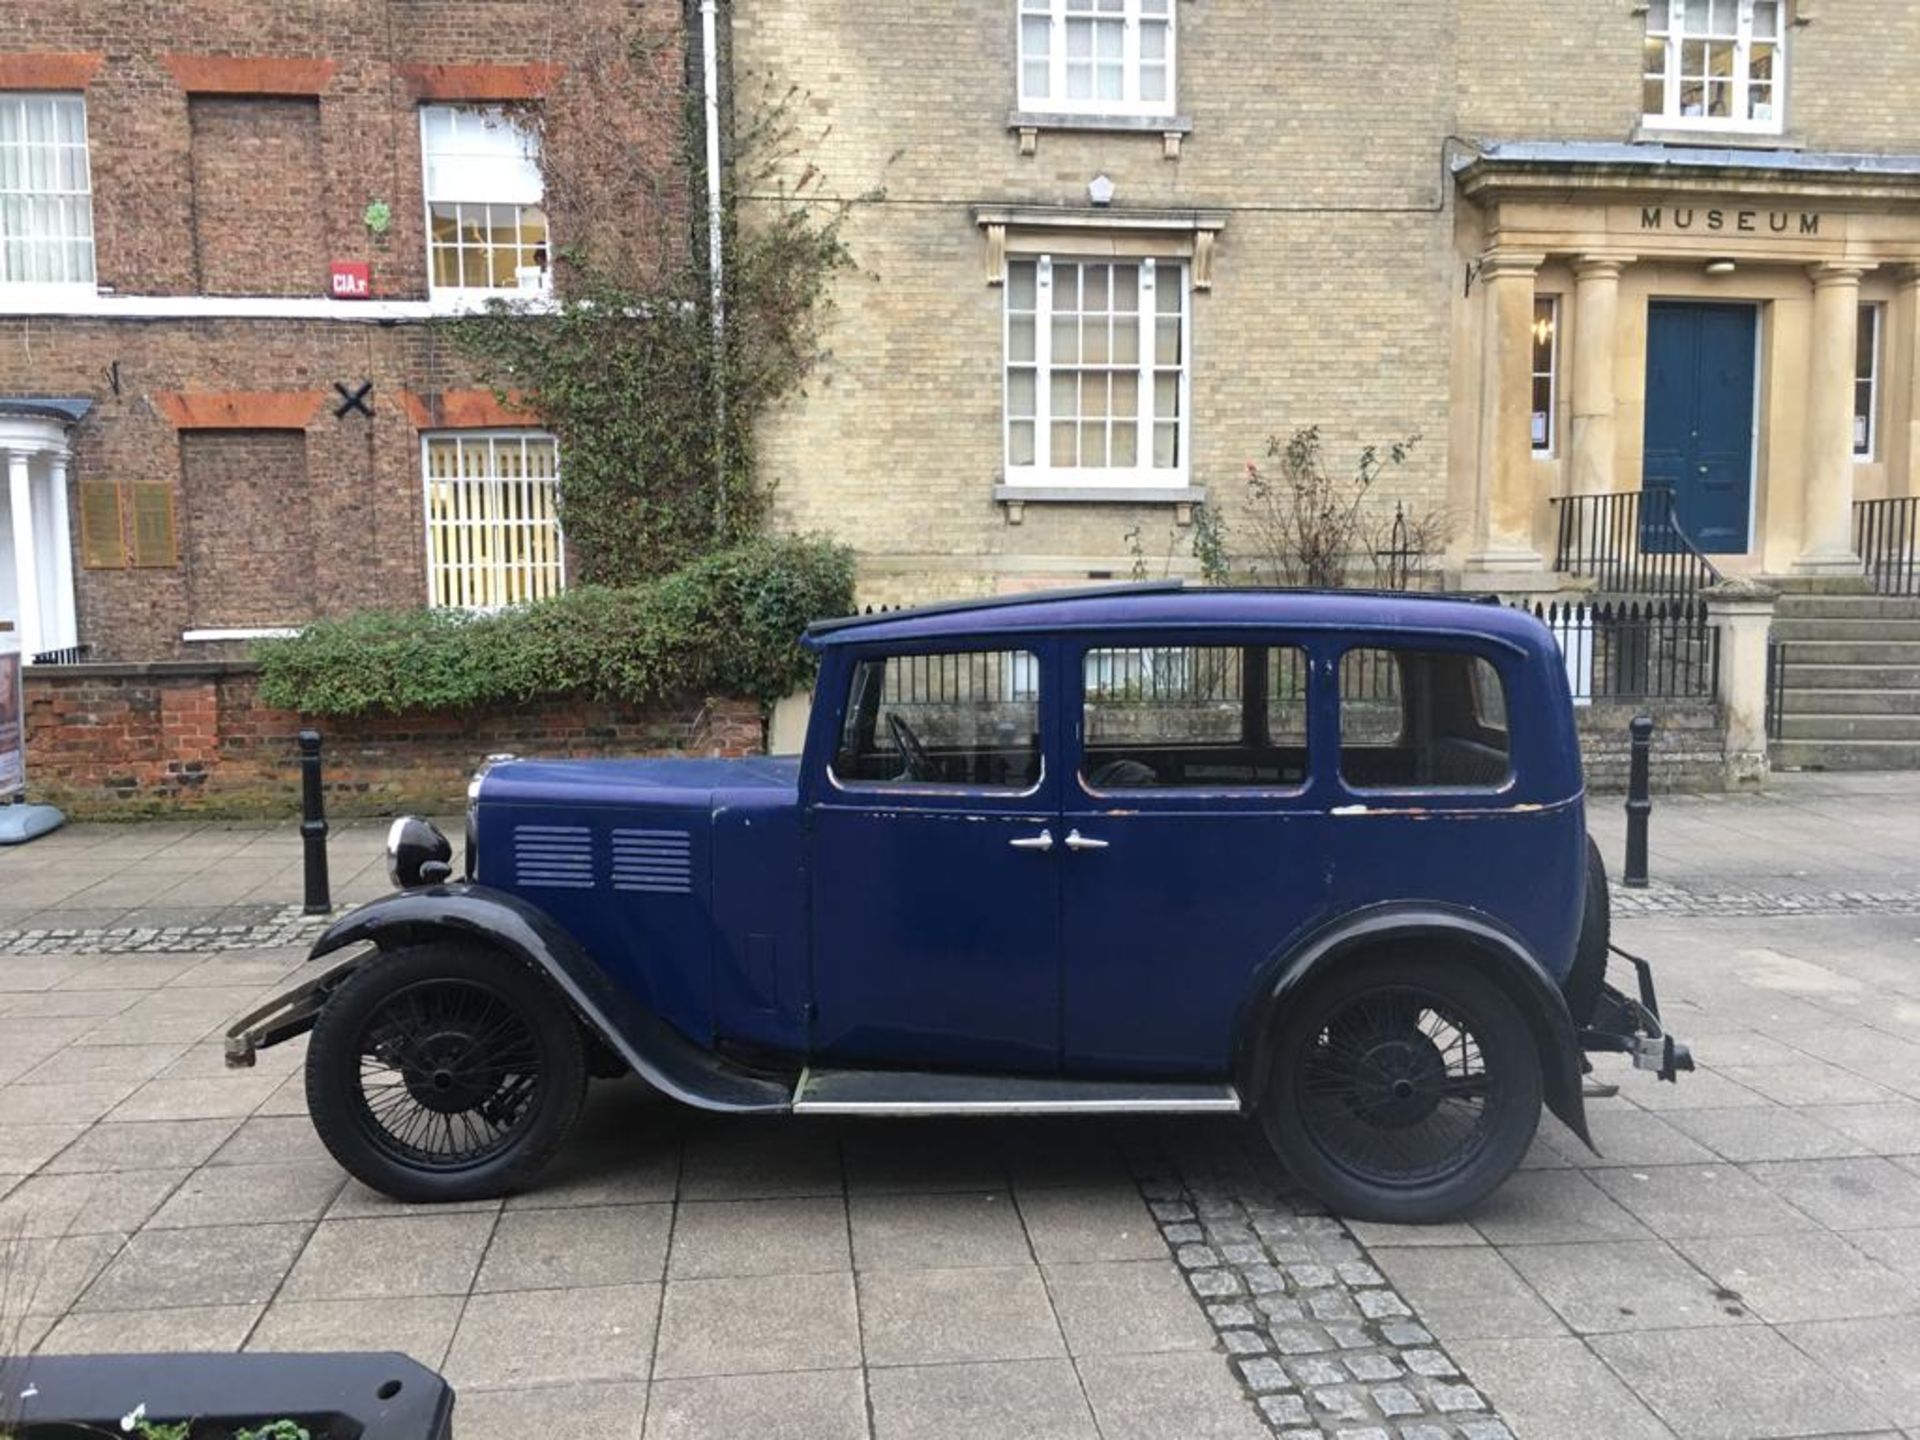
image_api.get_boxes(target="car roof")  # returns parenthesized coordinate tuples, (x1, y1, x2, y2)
(804, 581, 1547, 651)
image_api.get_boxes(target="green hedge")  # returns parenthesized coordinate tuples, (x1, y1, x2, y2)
(255, 536, 856, 717)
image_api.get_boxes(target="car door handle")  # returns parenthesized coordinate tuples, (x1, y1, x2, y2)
(1064, 829, 1109, 851)
(1009, 829, 1054, 852)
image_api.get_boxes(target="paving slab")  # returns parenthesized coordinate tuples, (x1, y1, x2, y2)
(1674, 1229, 1920, 1323)
(1585, 1164, 1820, 1240)
(1015, 1185, 1168, 1263)
(644, 1369, 867, 1440)
(1447, 1336, 1675, 1440)
(666, 1196, 850, 1278)
(652, 1270, 861, 1378)
(1591, 1325, 1891, 1440)
(1041, 1258, 1220, 1356)
(1500, 1240, 1749, 1334)
(1076, 1351, 1272, 1440)
(1781, 1315, 1920, 1429)
(866, 1358, 1099, 1440)
(246, 1294, 464, 1366)
(1370, 1246, 1569, 1342)
(474, 1202, 672, 1292)
(75, 1220, 309, 1310)
(279, 1212, 497, 1300)
(443, 1283, 660, 1388)
(459, 1382, 647, 1440)
(859, 1264, 1067, 1367)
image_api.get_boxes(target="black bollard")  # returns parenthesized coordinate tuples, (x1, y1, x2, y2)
(1623, 713, 1653, 890)
(298, 729, 331, 915)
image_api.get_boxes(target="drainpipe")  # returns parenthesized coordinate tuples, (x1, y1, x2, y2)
(699, 0, 728, 514)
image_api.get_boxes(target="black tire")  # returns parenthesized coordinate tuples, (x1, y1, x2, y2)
(306, 942, 587, 1203)
(1260, 956, 1543, 1224)
(1564, 836, 1611, 1028)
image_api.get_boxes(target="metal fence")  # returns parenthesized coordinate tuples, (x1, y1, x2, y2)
(1855, 497, 1919, 597)
(1522, 598, 1719, 705)
(1549, 489, 1724, 600)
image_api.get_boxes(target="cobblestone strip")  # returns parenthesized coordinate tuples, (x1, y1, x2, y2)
(1132, 1120, 1513, 1440)
(0, 905, 332, 955)
(1612, 882, 1920, 918)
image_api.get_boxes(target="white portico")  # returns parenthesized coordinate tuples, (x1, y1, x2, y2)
(0, 400, 88, 664)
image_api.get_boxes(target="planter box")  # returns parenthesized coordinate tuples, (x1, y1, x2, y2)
(4, 1352, 454, 1439)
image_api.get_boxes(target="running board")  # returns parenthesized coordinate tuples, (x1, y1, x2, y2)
(792, 1067, 1243, 1116)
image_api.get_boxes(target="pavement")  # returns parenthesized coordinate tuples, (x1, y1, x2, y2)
(0, 774, 1917, 1439)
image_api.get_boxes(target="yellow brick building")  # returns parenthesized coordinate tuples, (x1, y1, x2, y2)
(734, 0, 1920, 602)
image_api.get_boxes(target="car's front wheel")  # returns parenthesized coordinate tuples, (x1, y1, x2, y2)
(305, 941, 587, 1203)
(1260, 957, 1542, 1224)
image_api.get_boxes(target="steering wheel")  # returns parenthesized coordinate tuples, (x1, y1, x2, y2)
(887, 712, 932, 781)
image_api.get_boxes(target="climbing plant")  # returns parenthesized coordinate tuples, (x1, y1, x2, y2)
(442, 8, 865, 586)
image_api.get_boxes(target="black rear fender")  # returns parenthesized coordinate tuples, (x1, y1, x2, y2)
(229, 884, 792, 1114)
(1236, 905, 1592, 1149)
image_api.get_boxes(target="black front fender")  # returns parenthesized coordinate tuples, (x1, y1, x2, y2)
(283, 884, 793, 1114)
(1235, 904, 1592, 1149)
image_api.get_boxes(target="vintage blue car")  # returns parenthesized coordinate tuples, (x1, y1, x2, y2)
(228, 583, 1690, 1222)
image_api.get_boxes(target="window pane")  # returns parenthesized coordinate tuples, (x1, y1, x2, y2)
(1009, 315, 1036, 363)
(0, 94, 95, 286)
(1340, 650, 1512, 790)
(1009, 259, 1038, 309)
(1008, 368, 1036, 416)
(1010, 420, 1036, 466)
(1082, 646, 1307, 791)
(423, 430, 564, 610)
(834, 650, 1041, 790)
(1752, 0, 1779, 38)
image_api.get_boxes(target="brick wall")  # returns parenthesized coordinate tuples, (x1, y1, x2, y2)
(1577, 701, 1727, 794)
(180, 429, 315, 627)
(20, 662, 765, 818)
(0, 0, 689, 662)
(187, 96, 327, 296)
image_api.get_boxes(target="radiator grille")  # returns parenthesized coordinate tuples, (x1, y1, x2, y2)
(512, 825, 594, 889)
(611, 828, 693, 895)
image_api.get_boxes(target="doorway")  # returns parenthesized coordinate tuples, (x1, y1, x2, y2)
(1642, 301, 1759, 554)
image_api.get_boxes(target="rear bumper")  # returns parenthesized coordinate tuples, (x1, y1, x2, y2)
(1578, 944, 1695, 1083)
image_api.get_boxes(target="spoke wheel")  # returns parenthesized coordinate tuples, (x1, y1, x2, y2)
(1262, 958, 1542, 1224)
(306, 942, 587, 1203)
(353, 978, 543, 1172)
(1296, 984, 1495, 1188)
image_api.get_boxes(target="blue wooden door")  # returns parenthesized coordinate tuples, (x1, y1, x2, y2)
(1643, 302, 1756, 553)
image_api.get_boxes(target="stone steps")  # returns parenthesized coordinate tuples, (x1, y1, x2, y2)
(1772, 592, 1920, 770)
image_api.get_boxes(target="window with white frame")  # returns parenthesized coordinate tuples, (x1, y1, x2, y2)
(0, 94, 94, 289)
(1017, 0, 1175, 117)
(1855, 303, 1881, 460)
(1531, 296, 1559, 456)
(420, 105, 549, 306)
(1005, 254, 1188, 488)
(1643, 0, 1785, 132)
(422, 432, 564, 610)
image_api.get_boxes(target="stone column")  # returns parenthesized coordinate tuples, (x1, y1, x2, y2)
(1900, 264, 1920, 500)
(1794, 263, 1868, 576)
(1704, 578, 1779, 788)
(1466, 251, 1548, 577)
(1569, 255, 1628, 498)
(46, 449, 76, 651)
(6, 449, 40, 658)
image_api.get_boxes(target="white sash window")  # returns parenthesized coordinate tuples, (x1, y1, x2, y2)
(1004, 255, 1189, 490)
(423, 432, 565, 610)
(421, 106, 550, 309)
(0, 94, 94, 292)
(1643, 0, 1785, 133)
(1018, 0, 1175, 117)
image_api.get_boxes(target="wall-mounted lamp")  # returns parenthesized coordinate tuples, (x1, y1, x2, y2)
(1705, 259, 1738, 276)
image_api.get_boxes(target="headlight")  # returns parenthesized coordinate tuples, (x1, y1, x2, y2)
(387, 816, 453, 889)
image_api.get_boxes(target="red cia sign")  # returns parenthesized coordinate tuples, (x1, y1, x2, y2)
(330, 261, 371, 299)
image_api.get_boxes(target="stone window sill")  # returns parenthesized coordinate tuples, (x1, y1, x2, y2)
(995, 483, 1207, 524)
(1008, 111, 1194, 158)
(1631, 125, 1805, 151)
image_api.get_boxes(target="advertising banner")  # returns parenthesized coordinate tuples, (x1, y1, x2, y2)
(0, 627, 22, 796)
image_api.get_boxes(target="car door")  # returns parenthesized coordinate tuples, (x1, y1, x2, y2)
(1059, 633, 1327, 1076)
(808, 638, 1062, 1071)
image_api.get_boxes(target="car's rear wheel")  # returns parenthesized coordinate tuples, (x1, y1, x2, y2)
(306, 941, 586, 1203)
(1260, 958, 1542, 1224)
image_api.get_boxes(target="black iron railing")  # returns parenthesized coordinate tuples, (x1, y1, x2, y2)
(1523, 597, 1719, 703)
(1766, 638, 1786, 742)
(1550, 490, 1724, 599)
(1855, 497, 1919, 596)
(29, 643, 90, 666)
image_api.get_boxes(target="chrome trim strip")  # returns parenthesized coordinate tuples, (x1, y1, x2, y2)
(792, 1094, 1244, 1116)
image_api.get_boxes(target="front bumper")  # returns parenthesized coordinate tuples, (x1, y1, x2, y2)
(1578, 944, 1695, 1083)
(224, 946, 366, 1068)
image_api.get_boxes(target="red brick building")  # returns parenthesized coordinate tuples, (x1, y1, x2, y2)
(0, 2, 691, 663)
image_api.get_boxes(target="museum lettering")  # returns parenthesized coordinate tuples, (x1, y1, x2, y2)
(1640, 205, 1821, 235)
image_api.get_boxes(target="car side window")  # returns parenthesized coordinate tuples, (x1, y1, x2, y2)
(831, 649, 1041, 790)
(1081, 643, 1309, 791)
(1339, 647, 1512, 791)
